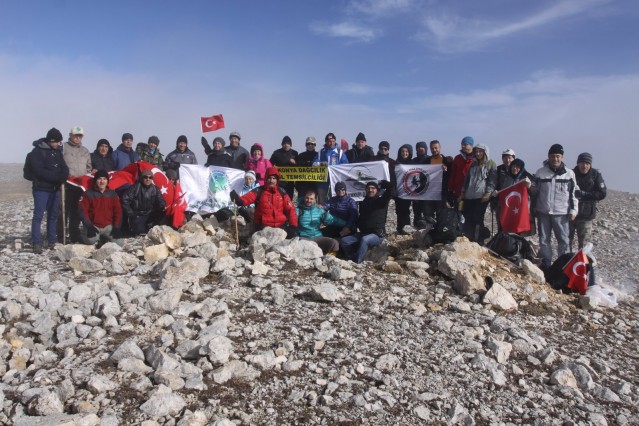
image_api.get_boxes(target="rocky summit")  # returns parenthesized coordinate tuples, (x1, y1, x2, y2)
(0, 164, 638, 425)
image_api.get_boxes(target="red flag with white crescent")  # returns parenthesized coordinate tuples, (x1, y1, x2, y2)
(66, 163, 138, 192)
(498, 181, 530, 233)
(201, 114, 225, 133)
(562, 249, 590, 294)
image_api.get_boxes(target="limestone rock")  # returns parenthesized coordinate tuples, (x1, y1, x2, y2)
(483, 283, 518, 310)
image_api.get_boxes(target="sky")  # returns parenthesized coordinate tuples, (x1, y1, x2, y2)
(1, 0, 638, 191)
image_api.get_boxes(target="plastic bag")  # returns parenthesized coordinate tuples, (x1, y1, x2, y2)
(585, 285, 617, 308)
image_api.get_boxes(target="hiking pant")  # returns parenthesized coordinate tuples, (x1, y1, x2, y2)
(423, 200, 444, 222)
(302, 237, 340, 255)
(569, 219, 592, 251)
(462, 198, 489, 244)
(57, 184, 83, 243)
(538, 213, 570, 269)
(395, 198, 412, 231)
(81, 224, 124, 246)
(340, 233, 383, 264)
(32, 189, 61, 245)
(129, 211, 167, 235)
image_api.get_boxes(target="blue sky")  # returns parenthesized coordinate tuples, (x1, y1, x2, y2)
(1, 0, 638, 191)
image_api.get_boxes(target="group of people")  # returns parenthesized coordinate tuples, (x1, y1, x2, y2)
(28, 127, 606, 270)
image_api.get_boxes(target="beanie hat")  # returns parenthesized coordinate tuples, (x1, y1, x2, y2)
(165, 169, 178, 181)
(415, 141, 427, 151)
(122, 133, 133, 142)
(577, 152, 592, 164)
(356, 132, 366, 142)
(510, 158, 525, 170)
(213, 137, 226, 147)
(229, 131, 241, 140)
(378, 141, 390, 150)
(365, 181, 379, 190)
(281, 136, 292, 146)
(245, 170, 256, 180)
(461, 136, 474, 147)
(502, 148, 516, 157)
(93, 169, 110, 182)
(46, 128, 63, 142)
(141, 169, 153, 177)
(148, 136, 160, 145)
(335, 181, 347, 192)
(176, 135, 188, 144)
(96, 139, 111, 149)
(548, 144, 564, 156)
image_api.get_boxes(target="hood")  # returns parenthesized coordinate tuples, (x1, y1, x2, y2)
(474, 143, 490, 160)
(250, 143, 265, 158)
(33, 138, 53, 150)
(396, 144, 413, 163)
(264, 166, 280, 180)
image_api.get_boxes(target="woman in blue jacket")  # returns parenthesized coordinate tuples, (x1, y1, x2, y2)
(296, 189, 346, 255)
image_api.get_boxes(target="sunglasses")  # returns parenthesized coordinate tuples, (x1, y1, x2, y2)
(142, 176, 154, 180)
(306, 143, 316, 146)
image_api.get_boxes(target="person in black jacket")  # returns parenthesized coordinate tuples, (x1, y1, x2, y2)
(270, 135, 298, 198)
(29, 128, 70, 253)
(394, 144, 413, 234)
(345, 132, 375, 164)
(295, 136, 318, 199)
(90, 139, 115, 173)
(340, 180, 392, 263)
(204, 137, 233, 168)
(121, 170, 167, 235)
(570, 152, 606, 249)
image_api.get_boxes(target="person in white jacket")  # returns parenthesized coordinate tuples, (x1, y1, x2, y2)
(530, 144, 578, 270)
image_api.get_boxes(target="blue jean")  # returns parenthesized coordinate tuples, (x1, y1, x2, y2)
(340, 233, 383, 264)
(537, 213, 570, 268)
(32, 189, 61, 245)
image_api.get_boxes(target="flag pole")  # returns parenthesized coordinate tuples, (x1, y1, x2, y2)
(61, 184, 66, 245)
(233, 203, 239, 246)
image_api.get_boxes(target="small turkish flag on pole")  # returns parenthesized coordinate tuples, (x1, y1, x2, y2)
(201, 114, 225, 133)
(562, 249, 590, 295)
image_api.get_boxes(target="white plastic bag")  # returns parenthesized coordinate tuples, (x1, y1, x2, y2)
(585, 285, 617, 308)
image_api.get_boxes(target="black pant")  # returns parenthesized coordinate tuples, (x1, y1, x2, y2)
(57, 184, 83, 243)
(462, 198, 489, 244)
(395, 198, 412, 231)
(129, 211, 167, 235)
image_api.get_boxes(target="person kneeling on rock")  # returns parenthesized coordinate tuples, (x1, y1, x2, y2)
(296, 189, 346, 255)
(122, 169, 167, 236)
(229, 167, 298, 238)
(78, 169, 124, 246)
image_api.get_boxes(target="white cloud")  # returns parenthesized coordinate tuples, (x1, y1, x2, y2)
(348, 0, 417, 18)
(418, 0, 611, 53)
(309, 21, 378, 42)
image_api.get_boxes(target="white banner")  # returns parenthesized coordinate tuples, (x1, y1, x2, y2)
(394, 164, 443, 200)
(180, 164, 245, 213)
(327, 161, 390, 201)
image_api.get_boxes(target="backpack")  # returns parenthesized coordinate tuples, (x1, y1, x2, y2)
(486, 232, 535, 265)
(545, 252, 596, 293)
(429, 207, 462, 244)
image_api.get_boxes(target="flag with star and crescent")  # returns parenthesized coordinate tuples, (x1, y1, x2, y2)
(200, 114, 225, 133)
(498, 180, 530, 233)
(562, 249, 590, 295)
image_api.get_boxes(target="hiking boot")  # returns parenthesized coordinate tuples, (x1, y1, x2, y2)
(33, 243, 43, 254)
(48, 242, 57, 250)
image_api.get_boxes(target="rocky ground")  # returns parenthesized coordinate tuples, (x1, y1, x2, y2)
(0, 164, 637, 425)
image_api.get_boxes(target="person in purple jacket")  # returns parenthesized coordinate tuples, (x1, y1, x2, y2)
(321, 181, 358, 239)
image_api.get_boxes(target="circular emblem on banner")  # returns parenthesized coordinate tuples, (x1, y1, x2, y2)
(403, 169, 430, 195)
(209, 171, 229, 193)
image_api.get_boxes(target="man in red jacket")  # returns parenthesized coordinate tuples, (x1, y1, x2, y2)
(448, 136, 475, 208)
(230, 167, 298, 237)
(78, 170, 124, 245)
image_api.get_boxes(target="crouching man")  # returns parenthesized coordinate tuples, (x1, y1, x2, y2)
(78, 170, 124, 245)
(122, 169, 167, 235)
(340, 180, 392, 263)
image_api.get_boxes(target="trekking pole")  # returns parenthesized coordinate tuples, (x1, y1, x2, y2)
(233, 203, 239, 247)
(491, 208, 494, 237)
(61, 184, 66, 245)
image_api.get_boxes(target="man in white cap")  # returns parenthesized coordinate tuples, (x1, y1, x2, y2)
(59, 126, 91, 243)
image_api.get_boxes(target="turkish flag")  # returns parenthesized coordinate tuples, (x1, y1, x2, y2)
(498, 181, 530, 233)
(171, 181, 187, 228)
(66, 164, 138, 192)
(201, 114, 225, 133)
(562, 249, 590, 295)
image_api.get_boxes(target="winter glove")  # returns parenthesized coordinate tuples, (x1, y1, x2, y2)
(379, 180, 391, 190)
(524, 177, 532, 188)
(111, 227, 122, 239)
(86, 226, 98, 238)
(229, 190, 243, 206)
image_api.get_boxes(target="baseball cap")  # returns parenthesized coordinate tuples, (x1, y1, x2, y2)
(70, 126, 84, 135)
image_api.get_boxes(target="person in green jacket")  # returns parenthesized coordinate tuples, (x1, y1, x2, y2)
(296, 189, 346, 255)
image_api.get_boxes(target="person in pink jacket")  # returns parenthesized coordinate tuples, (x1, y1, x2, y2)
(244, 143, 273, 186)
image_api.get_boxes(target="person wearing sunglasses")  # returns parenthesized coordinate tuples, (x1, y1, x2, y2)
(121, 169, 167, 235)
(296, 136, 319, 199)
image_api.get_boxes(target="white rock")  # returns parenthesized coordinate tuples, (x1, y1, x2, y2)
(310, 283, 342, 302)
(483, 283, 518, 310)
(139, 393, 186, 418)
(144, 244, 170, 262)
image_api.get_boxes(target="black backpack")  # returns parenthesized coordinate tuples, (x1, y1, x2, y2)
(486, 232, 535, 265)
(429, 207, 462, 244)
(545, 252, 596, 293)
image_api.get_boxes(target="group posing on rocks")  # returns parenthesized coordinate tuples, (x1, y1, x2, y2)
(26, 127, 606, 271)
